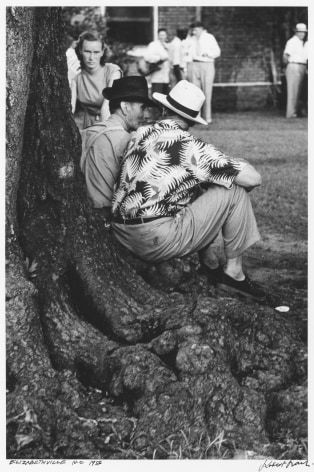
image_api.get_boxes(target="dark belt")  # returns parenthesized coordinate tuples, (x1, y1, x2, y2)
(113, 215, 167, 225)
(289, 62, 307, 65)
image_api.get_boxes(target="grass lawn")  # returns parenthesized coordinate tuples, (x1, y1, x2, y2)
(192, 111, 308, 329)
(193, 110, 308, 241)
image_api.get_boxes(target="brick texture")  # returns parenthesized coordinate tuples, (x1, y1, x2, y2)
(158, 6, 307, 111)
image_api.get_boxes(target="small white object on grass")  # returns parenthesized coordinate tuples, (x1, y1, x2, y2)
(275, 306, 290, 312)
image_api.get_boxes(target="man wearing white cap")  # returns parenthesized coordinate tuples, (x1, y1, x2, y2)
(111, 80, 265, 301)
(283, 23, 308, 118)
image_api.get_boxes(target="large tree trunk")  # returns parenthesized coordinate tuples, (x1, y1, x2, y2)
(6, 7, 307, 459)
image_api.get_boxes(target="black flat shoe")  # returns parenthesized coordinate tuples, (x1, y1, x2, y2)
(217, 272, 266, 301)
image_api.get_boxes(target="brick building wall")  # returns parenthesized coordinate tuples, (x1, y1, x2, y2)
(158, 6, 197, 39)
(158, 6, 307, 111)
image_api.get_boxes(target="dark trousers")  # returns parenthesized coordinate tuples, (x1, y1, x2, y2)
(173, 65, 182, 82)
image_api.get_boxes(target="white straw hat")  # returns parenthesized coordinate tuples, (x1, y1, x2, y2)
(295, 23, 307, 32)
(152, 80, 208, 125)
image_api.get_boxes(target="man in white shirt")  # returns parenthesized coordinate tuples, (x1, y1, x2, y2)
(189, 21, 221, 124)
(144, 28, 170, 95)
(168, 29, 187, 88)
(181, 28, 194, 80)
(283, 23, 308, 118)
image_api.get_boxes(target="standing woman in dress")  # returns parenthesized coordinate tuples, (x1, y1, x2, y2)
(70, 30, 122, 128)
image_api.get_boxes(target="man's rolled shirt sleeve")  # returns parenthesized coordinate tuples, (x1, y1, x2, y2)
(184, 136, 246, 188)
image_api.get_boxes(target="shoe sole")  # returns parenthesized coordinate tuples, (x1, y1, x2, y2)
(217, 283, 266, 302)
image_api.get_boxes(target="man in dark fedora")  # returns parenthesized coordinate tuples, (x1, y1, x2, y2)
(111, 80, 266, 301)
(80, 76, 157, 219)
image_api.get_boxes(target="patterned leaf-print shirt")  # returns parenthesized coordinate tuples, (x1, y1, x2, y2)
(112, 119, 247, 219)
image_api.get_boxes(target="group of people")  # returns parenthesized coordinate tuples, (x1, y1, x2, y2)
(67, 21, 221, 128)
(140, 21, 221, 124)
(66, 21, 307, 130)
(66, 21, 307, 304)
(79, 73, 266, 302)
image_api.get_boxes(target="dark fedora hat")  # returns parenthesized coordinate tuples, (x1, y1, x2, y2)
(102, 76, 157, 107)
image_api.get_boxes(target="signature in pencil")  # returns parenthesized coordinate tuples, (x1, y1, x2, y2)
(258, 459, 311, 471)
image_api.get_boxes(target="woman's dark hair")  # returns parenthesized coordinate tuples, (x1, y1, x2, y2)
(75, 30, 107, 68)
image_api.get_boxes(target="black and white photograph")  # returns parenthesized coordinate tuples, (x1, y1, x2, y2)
(4, 1, 311, 469)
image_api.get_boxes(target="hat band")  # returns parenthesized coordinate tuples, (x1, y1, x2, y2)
(167, 95, 198, 118)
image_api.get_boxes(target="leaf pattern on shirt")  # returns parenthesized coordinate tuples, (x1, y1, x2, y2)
(119, 191, 144, 218)
(112, 119, 244, 219)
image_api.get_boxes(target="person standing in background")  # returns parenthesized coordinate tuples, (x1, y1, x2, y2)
(168, 29, 187, 88)
(189, 21, 221, 124)
(181, 27, 194, 81)
(283, 23, 308, 118)
(66, 38, 81, 89)
(68, 30, 122, 128)
(144, 28, 170, 95)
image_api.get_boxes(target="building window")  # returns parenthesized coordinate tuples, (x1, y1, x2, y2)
(106, 7, 154, 45)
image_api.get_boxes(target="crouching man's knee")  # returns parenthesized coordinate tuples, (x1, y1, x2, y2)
(234, 164, 262, 191)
